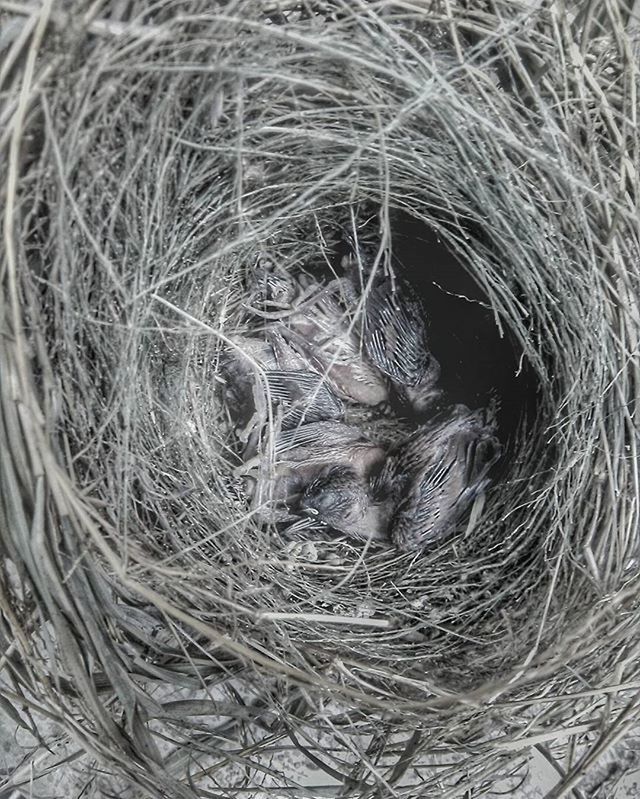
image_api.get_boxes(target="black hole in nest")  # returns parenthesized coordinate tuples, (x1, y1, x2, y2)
(394, 214, 539, 452)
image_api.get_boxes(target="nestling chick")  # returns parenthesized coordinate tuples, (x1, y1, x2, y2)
(299, 464, 390, 543)
(361, 278, 441, 413)
(247, 421, 386, 527)
(282, 281, 390, 407)
(376, 404, 501, 552)
(220, 332, 344, 447)
(343, 232, 441, 413)
(247, 255, 298, 310)
(274, 421, 385, 482)
(245, 256, 389, 407)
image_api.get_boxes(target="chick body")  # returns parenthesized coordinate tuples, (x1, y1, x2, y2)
(221, 332, 344, 444)
(343, 234, 440, 413)
(283, 283, 390, 407)
(376, 404, 501, 552)
(299, 464, 391, 543)
(248, 421, 385, 528)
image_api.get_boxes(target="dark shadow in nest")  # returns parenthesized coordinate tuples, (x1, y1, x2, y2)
(393, 213, 539, 453)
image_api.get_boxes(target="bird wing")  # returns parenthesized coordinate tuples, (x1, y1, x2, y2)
(390, 454, 455, 551)
(265, 370, 344, 427)
(363, 283, 431, 386)
(275, 421, 365, 454)
(410, 455, 457, 527)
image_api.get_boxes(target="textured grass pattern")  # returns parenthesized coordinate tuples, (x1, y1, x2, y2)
(1, 1, 639, 796)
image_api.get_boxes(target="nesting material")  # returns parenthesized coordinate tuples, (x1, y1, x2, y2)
(1, 1, 639, 797)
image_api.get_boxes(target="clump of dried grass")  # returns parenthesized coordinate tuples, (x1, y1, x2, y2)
(1, 1, 639, 797)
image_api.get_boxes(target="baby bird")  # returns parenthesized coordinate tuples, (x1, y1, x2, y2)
(247, 255, 298, 311)
(361, 279, 441, 413)
(220, 332, 344, 448)
(282, 281, 390, 407)
(245, 256, 389, 407)
(299, 465, 390, 543)
(343, 232, 441, 413)
(376, 404, 501, 552)
(274, 420, 385, 483)
(247, 421, 386, 526)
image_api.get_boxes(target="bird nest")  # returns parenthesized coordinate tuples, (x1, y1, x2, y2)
(1, 1, 639, 797)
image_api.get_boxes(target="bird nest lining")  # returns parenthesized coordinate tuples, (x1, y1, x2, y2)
(1, 1, 639, 796)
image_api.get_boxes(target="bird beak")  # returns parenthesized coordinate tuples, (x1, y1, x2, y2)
(301, 506, 319, 517)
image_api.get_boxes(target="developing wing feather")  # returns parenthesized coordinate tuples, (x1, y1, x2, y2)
(265, 370, 344, 428)
(363, 283, 431, 387)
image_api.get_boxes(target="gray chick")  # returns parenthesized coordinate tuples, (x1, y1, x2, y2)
(299, 464, 390, 544)
(344, 233, 441, 414)
(274, 420, 385, 485)
(249, 421, 386, 529)
(376, 404, 501, 552)
(247, 254, 298, 311)
(244, 256, 389, 407)
(220, 332, 344, 450)
(279, 281, 390, 408)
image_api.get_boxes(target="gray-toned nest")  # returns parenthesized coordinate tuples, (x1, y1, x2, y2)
(1, 1, 639, 797)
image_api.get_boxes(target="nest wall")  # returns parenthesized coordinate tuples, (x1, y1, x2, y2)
(1, 1, 639, 797)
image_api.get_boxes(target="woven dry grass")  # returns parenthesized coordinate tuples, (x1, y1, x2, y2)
(1, 1, 639, 797)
